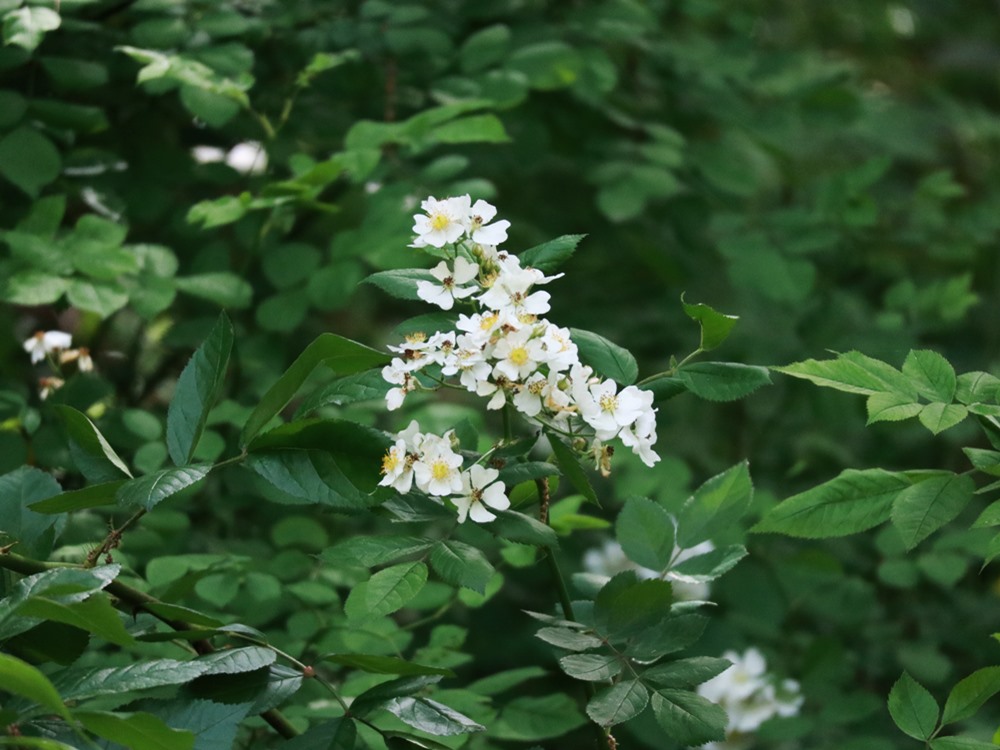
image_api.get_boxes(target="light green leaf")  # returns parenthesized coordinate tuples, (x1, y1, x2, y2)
(75, 711, 195, 750)
(904, 350, 957, 402)
(345, 562, 428, 620)
(774, 351, 917, 398)
(752, 468, 911, 539)
(240, 334, 389, 446)
(54, 405, 132, 482)
(0, 653, 70, 719)
(174, 272, 252, 308)
(586, 679, 649, 726)
(519, 234, 586, 274)
(29, 480, 126, 514)
(675, 362, 771, 402)
(941, 667, 1000, 725)
(19, 594, 133, 646)
(956, 371, 1000, 405)
(650, 689, 727, 746)
(681, 296, 739, 352)
(615, 497, 675, 571)
(918, 403, 968, 435)
(891, 473, 975, 549)
(430, 114, 509, 144)
(166, 313, 233, 465)
(66, 279, 129, 318)
(889, 672, 939, 741)
(867, 391, 923, 424)
(676, 461, 753, 547)
(570, 328, 639, 385)
(3, 7, 60, 52)
(559, 653, 622, 682)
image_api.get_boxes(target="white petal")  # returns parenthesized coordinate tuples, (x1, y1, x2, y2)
(468, 502, 497, 523)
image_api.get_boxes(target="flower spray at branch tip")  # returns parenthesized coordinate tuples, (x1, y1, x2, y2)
(380, 194, 661, 515)
(697, 648, 804, 749)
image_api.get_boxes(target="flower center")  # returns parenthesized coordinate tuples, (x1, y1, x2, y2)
(480, 313, 499, 331)
(431, 460, 451, 481)
(381, 450, 400, 475)
(430, 213, 451, 231)
(509, 347, 529, 366)
(599, 394, 618, 413)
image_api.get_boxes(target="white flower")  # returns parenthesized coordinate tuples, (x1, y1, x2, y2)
(453, 464, 510, 523)
(583, 540, 660, 581)
(533, 323, 579, 373)
(466, 199, 510, 245)
(477, 265, 556, 317)
(60, 347, 94, 372)
(412, 195, 471, 248)
(413, 442, 464, 497)
(456, 310, 505, 346)
(23, 331, 72, 364)
(379, 439, 415, 493)
(578, 380, 648, 439)
(226, 141, 267, 175)
(492, 326, 540, 381)
(191, 145, 225, 164)
(382, 358, 417, 410)
(38, 376, 64, 400)
(416, 258, 480, 310)
(513, 371, 548, 417)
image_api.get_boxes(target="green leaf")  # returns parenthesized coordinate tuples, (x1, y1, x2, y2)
(670, 544, 747, 582)
(54, 405, 132, 482)
(281, 718, 357, 750)
(752, 468, 911, 539)
(904, 350, 958, 402)
(625, 613, 708, 662)
(0, 466, 62, 557)
(675, 362, 772, 402)
(519, 234, 586, 274)
(507, 41, 582, 90)
(595, 576, 673, 640)
(166, 313, 233, 466)
(240, 334, 389, 446)
(774, 351, 917, 397)
(570, 328, 639, 385)
(956, 371, 1000, 405)
(0, 738, 79, 748)
(490, 693, 587, 741)
(351, 675, 444, 717)
(489, 509, 559, 547)
(19, 594, 133, 646)
(429, 540, 495, 594)
(676, 461, 753, 547)
(941, 667, 1000, 725)
(0, 127, 61, 196)
(3, 7, 60, 51)
(889, 672, 939, 741)
(296, 369, 390, 414)
(53, 658, 211, 702)
(383, 697, 486, 736)
(322, 654, 454, 677)
(430, 114, 509, 144)
(534, 626, 603, 652)
(559, 653, 622, 681)
(586, 679, 649, 726)
(345, 562, 428, 620)
(116, 464, 211, 511)
(641, 657, 732, 688)
(29, 481, 126, 513)
(244, 449, 372, 510)
(931, 738, 1000, 750)
(460, 24, 511, 73)
(321, 536, 435, 568)
(66, 279, 129, 318)
(650, 689, 727, 746)
(75, 711, 195, 750)
(681, 297, 739, 352)
(918, 403, 968, 435)
(891, 473, 975, 549)
(174, 272, 252, 308)
(615, 497, 675, 571)
(0, 653, 70, 719)
(867, 392, 923, 424)
(546, 430, 598, 506)
(365, 268, 436, 301)
(468, 666, 547, 696)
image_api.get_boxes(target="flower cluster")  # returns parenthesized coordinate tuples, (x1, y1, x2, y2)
(379, 195, 660, 513)
(582, 539, 715, 601)
(697, 648, 804, 749)
(378, 421, 510, 523)
(22, 330, 93, 400)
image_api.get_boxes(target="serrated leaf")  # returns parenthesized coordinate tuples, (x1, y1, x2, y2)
(29, 481, 126, 513)
(489, 509, 559, 547)
(53, 659, 210, 701)
(641, 657, 732, 688)
(941, 666, 1000, 725)
(891, 473, 975, 549)
(241, 335, 389, 446)
(383, 697, 486, 736)
(166, 313, 233, 466)
(546, 430, 598, 506)
(774, 351, 917, 397)
(570, 328, 639, 385)
(54, 405, 132, 482)
(918, 403, 968, 435)
(956, 371, 1000, 405)
(889, 672, 939, 741)
(615, 497, 674, 571)
(321, 536, 435, 568)
(752, 469, 911, 539)
(681, 296, 739, 351)
(586, 679, 649, 726)
(244, 449, 373, 510)
(345, 562, 428, 620)
(322, 654, 454, 677)
(115, 464, 211, 511)
(199, 646, 276, 675)
(365, 268, 436, 301)
(429, 540, 495, 594)
(19, 594, 133, 646)
(625, 613, 708, 662)
(75, 711, 195, 750)
(559, 653, 622, 681)
(650, 689, 727, 746)
(675, 362, 771, 401)
(534, 627, 603, 651)
(867, 392, 923, 424)
(904, 350, 957, 402)
(670, 544, 747, 582)
(676, 461, 753, 547)
(519, 234, 586, 274)
(0, 653, 70, 719)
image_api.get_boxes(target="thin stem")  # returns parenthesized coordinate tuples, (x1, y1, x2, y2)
(502, 404, 513, 442)
(636, 348, 704, 386)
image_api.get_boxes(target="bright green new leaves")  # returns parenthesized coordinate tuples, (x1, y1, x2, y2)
(586, 679, 649, 726)
(904, 350, 958, 402)
(888, 672, 939, 741)
(615, 497, 675, 571)
(344, 562, 428, 620)
(0, 653, 71, 720)
(890, 473, 975, 550)
(519, 234, 586, 273)
(3, 7, 60, 52)
(570, 328, 639, 385)
(75, 711, 195, 750)
(774, 350, 916, 397)
(681, 297, 739, 352)
(240, 333, 389, 446)
(115, 465, 212, 511)
(166, 313, 233, 466)
(676, 461, 753, 548)
(753, 469, 911, 538)
(919, 402, 969, 435)
(940, 666, 1000, 725)
(650, 689, 727, 746)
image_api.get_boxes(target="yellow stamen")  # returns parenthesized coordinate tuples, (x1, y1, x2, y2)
(431, 461, 451, 481)
(430, 213, 450, 231)
(381, 450, 400, 475)
(509, 347, 529, 367)
(599, 394, 618, 413)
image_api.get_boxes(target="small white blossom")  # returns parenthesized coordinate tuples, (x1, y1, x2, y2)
(577, 380, 648, 439)
(492, 327, 540, 381)
(453, 464, 510, 523)
(23, 331, 72, 364)
(412, 195, 470, 248)
(382, 358, 417, 410)
(413, 441, 464, 497)
(226, 141, 267, 175)
(38, 376, 64, 400)
(416, 258, 480, 310)
(379, 439, 415, 493)
(466, 199, 510, 246)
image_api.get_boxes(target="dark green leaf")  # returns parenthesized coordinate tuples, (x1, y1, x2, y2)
(30, 480, 126, 514)
(383, 697, 486, 736)
(174, 273, 252, 308)
(570, 328, 639, 385)
(198, 646, 276, 675)
(244, 450, 372, 510)
(681, 296, 739, 352)
(344, 562, 428, 620)
(166, 313, 233, 466)
(670, 545, 747, 582)
(534, 627, 603, 652)
(641, 657, 732, 688)
(75, 711, 195, 750)
(586, 679, 649, 726)
(321, 536, 434, 568)
(116, 464, 211, 511)
(489, 509, 559, 547)
(889, 672, 939, 741)
(676, 461, 753, 547)
(322, 654, 454, 677)
(365, 269, 436, 301)
(0, 653, 70, 719)
(519, 234, 586, 274)
(350, 675, 443, 718)
(546, 430, 598, 506)
(650, 689, 727, 746)
(54, 405, 132, 482)
(559, 653, 622, 681)
(0, 127, 60, 196)
(0, 466, 62, 557)
(281, 718, 357, 750)
(615, 496, 674, 571)
(625, 614, 708, 662)
(675, 362, 771, 402)
(941, 667, 1000, 725)
(429, 540, 495, 594)
(931, 738, 1000, 750)
(490, 693, 587, 741)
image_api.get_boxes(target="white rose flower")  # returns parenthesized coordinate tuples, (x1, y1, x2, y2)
(453, 464, 510, 523)
(23, 330, 73, 364)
